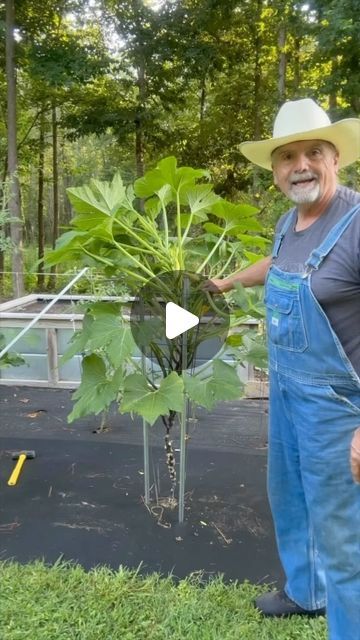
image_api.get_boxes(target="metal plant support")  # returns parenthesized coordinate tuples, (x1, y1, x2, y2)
(140, 299, 150, 506)
(0, 268, 88, 361)
(178, 275, 189, 523)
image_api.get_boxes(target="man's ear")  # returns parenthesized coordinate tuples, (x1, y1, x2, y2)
(273, 170, 278, 186)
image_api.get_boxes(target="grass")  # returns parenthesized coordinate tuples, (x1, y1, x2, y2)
(1, 560, 327, 639)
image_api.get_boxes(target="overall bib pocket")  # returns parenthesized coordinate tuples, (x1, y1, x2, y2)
(265, 291, 308, 352)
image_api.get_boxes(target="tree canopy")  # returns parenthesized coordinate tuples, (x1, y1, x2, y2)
(1, 0, 359, 294)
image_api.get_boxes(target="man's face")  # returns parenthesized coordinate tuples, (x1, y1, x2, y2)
(271, 139, 339, 205)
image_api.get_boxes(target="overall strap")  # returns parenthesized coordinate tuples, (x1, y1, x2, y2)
(272, 209, 296, 258)
(305, 203, 360, 271)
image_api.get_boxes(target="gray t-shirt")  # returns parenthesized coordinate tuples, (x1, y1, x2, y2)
(273, 185, 360, 375)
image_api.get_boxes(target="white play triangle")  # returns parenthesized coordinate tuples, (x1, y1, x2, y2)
(165, 302, 199, 340)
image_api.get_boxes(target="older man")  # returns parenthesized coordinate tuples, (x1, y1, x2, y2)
(209, 98, 360, 640)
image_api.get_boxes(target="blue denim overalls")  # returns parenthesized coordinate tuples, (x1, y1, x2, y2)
(265, 204, 360, 640)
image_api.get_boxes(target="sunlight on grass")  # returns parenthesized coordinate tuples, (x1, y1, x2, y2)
(0, 560, 327, 639)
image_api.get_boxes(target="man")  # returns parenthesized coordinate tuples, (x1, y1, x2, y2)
(208, 98, 360, 640)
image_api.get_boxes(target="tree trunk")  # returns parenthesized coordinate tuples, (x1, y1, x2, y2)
(278, 22, 287, 104)
(135, 60, 146, 179)
(252, 0, 263, 190)
(37, 109, 45, 290)
(200, 74, 206, 122)
(0, 156, 8, 294)
(293, 36, 301, 94)
(48, 100, 59, 290)
(5, 0, 24, 297)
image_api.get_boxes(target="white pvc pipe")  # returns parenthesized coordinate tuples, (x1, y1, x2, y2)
(0, 267, 88, 360)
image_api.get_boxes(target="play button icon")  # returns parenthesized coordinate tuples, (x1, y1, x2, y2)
(165, 302, 199, 340)
(130, 270, 230, 372)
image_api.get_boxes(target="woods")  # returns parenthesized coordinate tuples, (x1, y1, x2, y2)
(1, 0, 359, 296)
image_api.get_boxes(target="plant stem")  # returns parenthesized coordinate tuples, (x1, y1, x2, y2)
(203, 290, 229, 318)
(112, 240, 155, 279)
(161, 203, 169, 249)
(181, 211, 194, 246)
(176, 191, 183, 269)
(196, 230, 226, 273)
(112, 217, 165, 262)
(117, 267, 149, 284)
(81, 247, 114, 266)
(215, 247, 237, 278)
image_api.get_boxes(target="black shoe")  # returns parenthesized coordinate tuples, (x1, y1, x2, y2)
(255, 589, 326, 618)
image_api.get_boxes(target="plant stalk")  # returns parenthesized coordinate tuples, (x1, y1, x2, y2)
(196, 230, 226, 273)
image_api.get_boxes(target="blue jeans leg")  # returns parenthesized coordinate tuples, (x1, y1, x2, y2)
(292, 380, 360, 640)
(267, 370, 327, 610)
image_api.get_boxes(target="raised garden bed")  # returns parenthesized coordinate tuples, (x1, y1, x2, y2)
(0, 295, 267, 395)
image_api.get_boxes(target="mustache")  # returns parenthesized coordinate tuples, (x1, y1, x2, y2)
(290, 172, 318, 184)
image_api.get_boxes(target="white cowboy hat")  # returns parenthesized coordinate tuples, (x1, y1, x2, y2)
(239, 98, 360, 170)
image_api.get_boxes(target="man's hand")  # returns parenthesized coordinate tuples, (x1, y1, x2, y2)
(350, 427, 360, 483)
(202, 256, 272, 294)
(202, 278, 233, 293)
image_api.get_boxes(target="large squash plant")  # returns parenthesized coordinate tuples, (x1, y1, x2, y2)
(46, 157, 268, 499)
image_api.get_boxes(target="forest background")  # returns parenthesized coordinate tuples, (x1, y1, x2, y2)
(1, 0, 360, 297)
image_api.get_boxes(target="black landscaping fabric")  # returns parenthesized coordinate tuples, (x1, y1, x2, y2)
(0, 387, 283, 585)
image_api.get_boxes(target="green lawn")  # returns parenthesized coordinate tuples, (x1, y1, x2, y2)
(1, 560, 327, 639)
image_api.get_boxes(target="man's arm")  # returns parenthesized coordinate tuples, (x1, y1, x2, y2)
(205, 255, 272, 293)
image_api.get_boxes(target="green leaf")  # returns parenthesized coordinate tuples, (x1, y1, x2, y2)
(0, 350, 25, 369)
(67, 174, 126, 219)
(184, 360, 243, 410)
(67, 184, 111, 216)
(243, 250, 265, 264)
(72, 211, 111, 231)
(134, 168, 168, 198)
(208, 360, 244, 402)
(91, 175, 126, 213)
(107, 326, 136, 369)
(158, 156, 208, 192)
(226, 220, 263, 233)
(156, 184, 173, 206)
(120, 371, 184, 425)
(241, 334, 268, 368)
(45, 230, 89, 266)
(225, 334, 243, 347)
(60, 321, 92, 363)
(181, 184, 219, 214)
(62, 303, 135, 370)
(72, 214, 114, 242)
(68, 354, 123, 422)
(231, 282, 250, 311)
(203, 222, 224, 235)
(183, 372, 214, 410)
(144, 197, 162, 219)
(211, 200, 259, 222)
(110, 172, 126, 207)
(134, 157, 208, 199)
(85, 307, 124, 351)
(236, 234, 271, 249)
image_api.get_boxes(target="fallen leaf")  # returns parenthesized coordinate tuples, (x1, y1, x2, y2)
(19, 398, 30, 404)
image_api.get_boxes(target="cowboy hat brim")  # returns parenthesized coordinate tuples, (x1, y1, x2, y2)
(239, 119, 360, 170)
